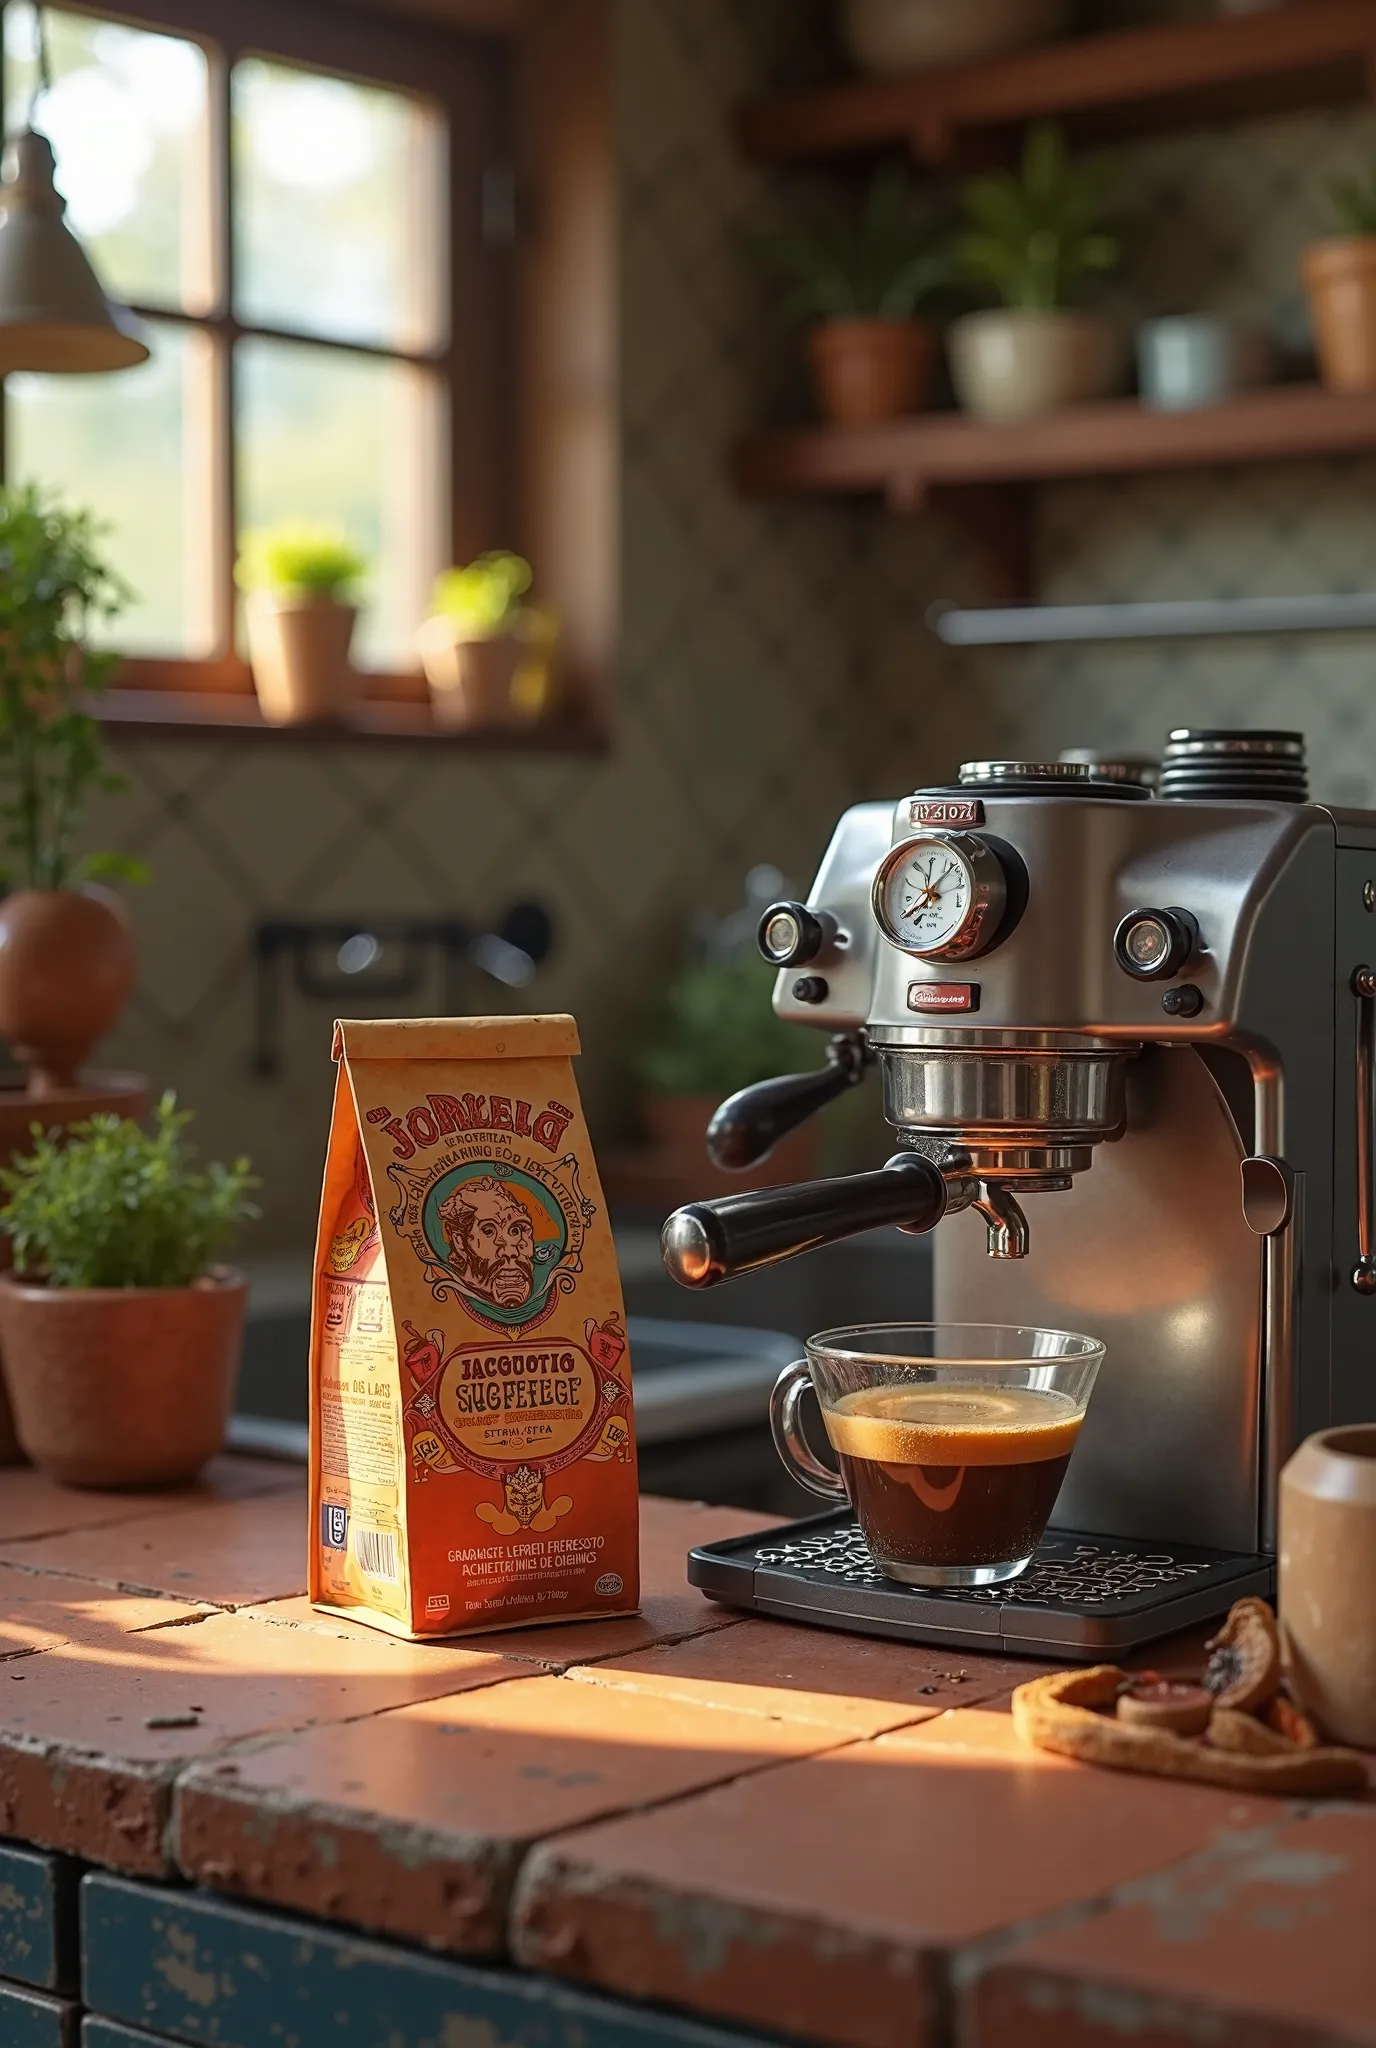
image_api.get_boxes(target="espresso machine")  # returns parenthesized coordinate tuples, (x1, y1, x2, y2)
(662, 730, 1376, 1656)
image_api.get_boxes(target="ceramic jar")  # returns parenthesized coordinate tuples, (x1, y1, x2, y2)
(808, 317, 937, 425)
(0, 886, 136, 1094)
(246, 591, 360, 726)
(419, 626, 527, 731)
(1279, 1424, 1376, 1747)
(1136, 316, 1275, 411)
(949, 309, 1124, 422)
(840, 0, 1070, 75)
(0, 1268, 246, 1488)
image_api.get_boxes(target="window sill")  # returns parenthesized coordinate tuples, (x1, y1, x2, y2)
(97, 690, 606, 749)
(98, 662, 607, 749)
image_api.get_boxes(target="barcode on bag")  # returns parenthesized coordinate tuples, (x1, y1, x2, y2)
(353, 1527, 398, 1582)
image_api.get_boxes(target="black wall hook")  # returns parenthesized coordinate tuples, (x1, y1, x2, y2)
(252, 903, 554, 1076)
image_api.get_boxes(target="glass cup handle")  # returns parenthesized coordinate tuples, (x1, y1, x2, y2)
(769, 1359, 845, 1501)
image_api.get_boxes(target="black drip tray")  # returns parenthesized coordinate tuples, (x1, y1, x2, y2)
(688, 1512, 1274, 1659)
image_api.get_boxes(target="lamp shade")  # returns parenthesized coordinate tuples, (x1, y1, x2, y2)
(0, 131, 148, 374)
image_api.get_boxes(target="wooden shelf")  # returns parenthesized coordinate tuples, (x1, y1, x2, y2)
(94, 688, 607, 750)
(741, 0, 1376, 165)
(736, 385, 1376, 598)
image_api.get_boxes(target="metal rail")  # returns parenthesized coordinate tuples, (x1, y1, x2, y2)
(928, 592, 1376, 646)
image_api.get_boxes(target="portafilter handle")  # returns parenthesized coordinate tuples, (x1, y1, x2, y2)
(706, 1033, 871, 1171)
(661, 1154, 950, 1289)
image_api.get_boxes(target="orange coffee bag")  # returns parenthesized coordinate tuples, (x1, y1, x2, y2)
(308, 1015, 639, 1638)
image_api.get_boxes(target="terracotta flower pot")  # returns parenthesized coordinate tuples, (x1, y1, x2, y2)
(246, 591, 359, 727)
(0, 887, 135, 1095)
(840, 0, 1070, 74)
(0, 1068, 151, 1470)
(417, 618, 561, 732)
(1302, 236, 1376, 393)
(1279, 1424, 1376, 1747)
(808, 318, 937, 426)
(949, 308, 1124, 422)
(0, 1269, 246, 1489)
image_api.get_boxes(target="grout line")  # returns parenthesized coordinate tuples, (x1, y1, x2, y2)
(0, 1554, 301, 1613)
(938, 1804, 1316, 2038)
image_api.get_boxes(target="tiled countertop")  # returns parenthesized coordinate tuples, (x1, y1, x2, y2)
(0, 1457, 1371, 2048)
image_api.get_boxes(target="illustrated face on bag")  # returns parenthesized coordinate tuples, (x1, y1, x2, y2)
(438, 1174, 537, 1309)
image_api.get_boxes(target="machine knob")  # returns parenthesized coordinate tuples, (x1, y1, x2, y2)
(758, 901, 828, 969)
(1113, 906, 1199, 982)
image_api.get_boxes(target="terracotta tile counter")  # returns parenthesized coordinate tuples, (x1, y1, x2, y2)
(0, 1456, 1370, 2048)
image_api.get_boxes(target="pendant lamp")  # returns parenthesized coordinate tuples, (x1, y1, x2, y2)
(0, 7, 148, 374)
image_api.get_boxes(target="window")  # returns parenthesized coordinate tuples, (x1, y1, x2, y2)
(1, 0, 511, 710)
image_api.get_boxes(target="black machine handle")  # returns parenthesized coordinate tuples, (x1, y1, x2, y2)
(661, 1154, 949, 1289)
(706, 1034, 870, 1172)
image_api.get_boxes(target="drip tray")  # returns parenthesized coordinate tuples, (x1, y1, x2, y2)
(688, 1512, 1274, 1659)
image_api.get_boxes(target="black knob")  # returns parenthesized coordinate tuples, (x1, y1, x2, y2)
(1113, 906, 1199, 982)
(1162, 984, 1204, 1018)
(792, 976, 828, 1004)
(758, 901, 826, 969)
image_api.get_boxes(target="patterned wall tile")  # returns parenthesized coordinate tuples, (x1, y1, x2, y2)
(81, 5, 1376, 1248)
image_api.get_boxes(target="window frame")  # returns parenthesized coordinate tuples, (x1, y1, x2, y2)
(0, 0, 515, 714)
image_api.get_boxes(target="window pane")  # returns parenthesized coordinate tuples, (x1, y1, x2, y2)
(236, 338, 446, 671)
(4, 4, 212, 314)
(7, 321, 216, 658)
(232, 59, 445, 351)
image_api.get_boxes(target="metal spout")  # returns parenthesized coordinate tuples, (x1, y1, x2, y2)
(973, 1181, 1030, 1259)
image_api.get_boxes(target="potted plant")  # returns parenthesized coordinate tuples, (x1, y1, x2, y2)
(840, 0, 1071, 76)
(0, 484, 147, 1101)
(616, 950, 822, 1208)
(755, 167, 952, 426)
(417, 551, 559, 731)
(0, 1095, 257, 1488)
(237, 522, 367, 727)
(950, 124, 1124, 422)
(1303, 168, 1376, 394)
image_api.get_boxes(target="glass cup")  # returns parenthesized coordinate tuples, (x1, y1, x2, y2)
(769, 1323, 1105, 1588)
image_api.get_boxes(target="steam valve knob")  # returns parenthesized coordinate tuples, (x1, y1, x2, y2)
(1113, 906, 1199, 982)
(758, 901, 827, 969)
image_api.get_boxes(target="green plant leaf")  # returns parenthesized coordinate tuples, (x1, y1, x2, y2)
(236, 521, 367, 599)
(74, 850, 151, 886)
(0, 1092, 259, 1290)
(751, 166, 953, 324)
(957, 122, 1122, 310)
(637, 952, 819, 1099)
(1328, 172, 1376, 236)
(429, 552, 534, 637)
(0, 483, 136, 890)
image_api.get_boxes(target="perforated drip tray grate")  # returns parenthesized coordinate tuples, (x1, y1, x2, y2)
(688, 1513, 1274, 1659)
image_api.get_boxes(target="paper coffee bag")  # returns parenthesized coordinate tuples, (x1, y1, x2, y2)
(308, 1015, 639, 1638)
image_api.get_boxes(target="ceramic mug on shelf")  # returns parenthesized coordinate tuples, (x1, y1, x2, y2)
(1136, 316, 1275, 411)
(1279, 1424, 1376, 1747)
(768, 1322, 1104, 1588)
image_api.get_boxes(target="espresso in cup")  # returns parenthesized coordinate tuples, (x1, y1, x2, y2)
(822, 1384, 1083, 1573)
(769, 1325, 1104, 1588)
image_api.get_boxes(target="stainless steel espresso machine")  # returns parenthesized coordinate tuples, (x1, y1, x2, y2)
(662, 730, 1376, 1656)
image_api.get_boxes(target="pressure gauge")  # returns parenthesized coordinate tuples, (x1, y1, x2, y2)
(872, 831, 1008, 961)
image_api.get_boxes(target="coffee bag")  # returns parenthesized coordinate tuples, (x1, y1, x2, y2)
(308, 1015, 639, 1637)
